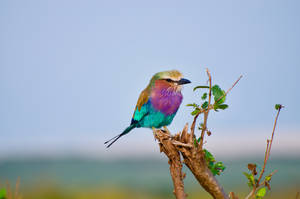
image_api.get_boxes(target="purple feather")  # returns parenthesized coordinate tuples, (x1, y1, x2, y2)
(151, 85, 183, 115)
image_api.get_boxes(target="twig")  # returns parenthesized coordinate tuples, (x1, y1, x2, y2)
(259, 170, 278, 187)
(190, 110, 202, 142)
(199, 69, 212, 149)
(257, 105, 282, 184)
(267, 105, 282, 159)
(245, 105, 283, 199)
(190, 74, 242, 140)
(256, 140, 270, 186)
(215, 75, 243, 103)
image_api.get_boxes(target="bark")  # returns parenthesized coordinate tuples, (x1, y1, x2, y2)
(154, 124, 229, 199)
(154, 128, 187, 199)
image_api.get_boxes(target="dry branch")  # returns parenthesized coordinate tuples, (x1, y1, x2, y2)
(153, 127, 187, 199)
(154, 124, 229, 199)
(245, 105, 283, 199)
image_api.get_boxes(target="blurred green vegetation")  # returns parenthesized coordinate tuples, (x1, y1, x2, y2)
(0, 157, 299, 199)
(21, 186, 300, 199)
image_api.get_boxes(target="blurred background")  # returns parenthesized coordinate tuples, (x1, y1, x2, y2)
(1, 0, 299, 198)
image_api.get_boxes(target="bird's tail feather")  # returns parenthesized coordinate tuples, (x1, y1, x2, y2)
(104, 124, 137, 148)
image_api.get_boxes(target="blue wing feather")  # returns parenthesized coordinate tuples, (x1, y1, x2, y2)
(131, 100, 150, 126)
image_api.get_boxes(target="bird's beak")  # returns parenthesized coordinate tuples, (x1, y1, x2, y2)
(178, 78, 191, 85)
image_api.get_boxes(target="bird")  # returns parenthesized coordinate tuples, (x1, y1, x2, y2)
(104, 70, 191, 148)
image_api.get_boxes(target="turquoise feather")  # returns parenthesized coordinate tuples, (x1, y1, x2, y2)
(132, 100, 177, 128)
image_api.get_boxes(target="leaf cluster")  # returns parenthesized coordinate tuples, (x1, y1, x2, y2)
(188, 83, 229, 177)
(203, 149, 226, 176)
(243, 163, 275, 199)
(187, 84, 229, 116)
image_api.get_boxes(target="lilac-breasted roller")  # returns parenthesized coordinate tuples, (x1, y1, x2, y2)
(105, 70, 191, 148)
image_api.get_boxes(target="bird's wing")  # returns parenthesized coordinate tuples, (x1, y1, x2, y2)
(131, 89, 150, 125)
(136, 88, 149, 111)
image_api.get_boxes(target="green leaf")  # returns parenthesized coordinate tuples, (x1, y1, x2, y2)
(212, 85, 226, 104)
(215, 162, 226, 170)
(0, 189, 6, 199)
(265, 175, 271, 182)
(201, 92, 208, 100)
(213, 104, 219, 111)
(197, 137, 201, 143)
(211, 167, 219, 175)
(213, 103, 228, 111)
(243, 172, 251, 178)
(201, 101, 208, 109)
(217, 104, 229, 110)
(186, 103, 199, 108)
(275, 104, 281, 110)
(191, 108, 200, 116)
(194, 138, 198, 147)
(256, 187, 266, 198)
(204, 149, 215, 162)
(243, 172, 255, 188)
(213, 162, 226, 175)
(199, 123, 204, 129)
(203, 149, 226, 176)
(193, 85, 209, 91)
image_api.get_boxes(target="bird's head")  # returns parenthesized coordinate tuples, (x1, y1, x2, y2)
(150, 70, 191, 92)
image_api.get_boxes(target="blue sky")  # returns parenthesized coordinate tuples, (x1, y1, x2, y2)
(1, 0, 299, 158)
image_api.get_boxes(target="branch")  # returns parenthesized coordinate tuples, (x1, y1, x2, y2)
(198, 69, 212, 149)
(191, 70, 242, 150)
(245, 105, 284, 199)
(154, 124, 229, 199)
(215, 75, 243, 103)
(257, 105, 283, 185)
(179, 124, 229, 199)
(153, 128, 187, 199)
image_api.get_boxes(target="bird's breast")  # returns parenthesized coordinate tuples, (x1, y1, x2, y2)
(150, 88, 183, 115)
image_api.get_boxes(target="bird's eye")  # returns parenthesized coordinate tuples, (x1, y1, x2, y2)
(165, 78, 173, 82)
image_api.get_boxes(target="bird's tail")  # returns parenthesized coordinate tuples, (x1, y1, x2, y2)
(104, 124, 137, 148)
